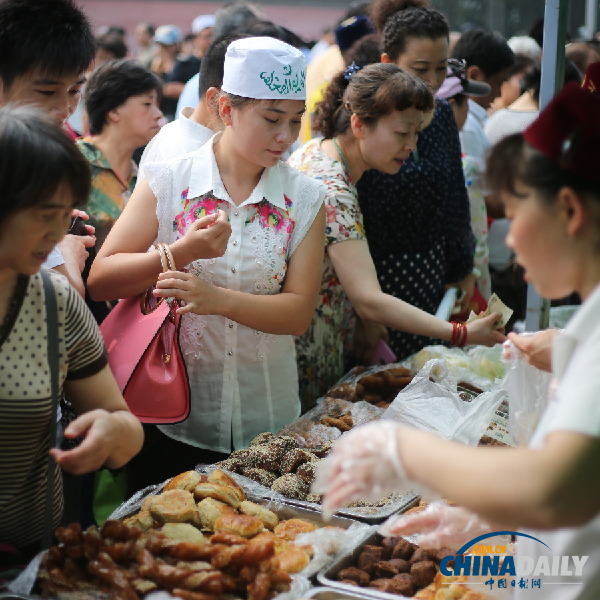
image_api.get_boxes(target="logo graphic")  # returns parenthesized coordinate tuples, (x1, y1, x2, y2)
(440, 531, 589, 592)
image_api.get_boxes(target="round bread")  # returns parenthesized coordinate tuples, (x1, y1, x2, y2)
(273, 547, 311, 574)
(149, 489, 197, 524)
(207, 469, 246, 502)
(164, 470, 203, 492)
(196, 497, 237, 531)
(213, 513, 264, 538)
(160, 522, 207, 545)
(193, 482, 241, 508)
(273, 518, 317, 541)
(271, 474, 309, 500)
(238, 500, 279, 530)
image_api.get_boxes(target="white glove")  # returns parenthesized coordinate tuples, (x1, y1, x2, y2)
(312, 421, 413, 518)
(378, 500, 491, 551)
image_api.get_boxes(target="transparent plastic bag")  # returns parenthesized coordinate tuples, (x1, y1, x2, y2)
(501, 335, 552, 446)
(382, 359, 507, 445)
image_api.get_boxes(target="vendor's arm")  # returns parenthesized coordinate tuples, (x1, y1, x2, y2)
(154, 205, 326, 336)
(88, 179, 231, 300)
(52, 367, 143, 474)
(397, 426, 600, 530)
(328, 238, 505, 347)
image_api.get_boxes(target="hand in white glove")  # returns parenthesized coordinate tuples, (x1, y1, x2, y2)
(378, 500, 491, 551)
(311, 421, 414, 518)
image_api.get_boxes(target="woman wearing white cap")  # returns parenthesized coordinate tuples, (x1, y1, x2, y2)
(88, 37, 326, 492)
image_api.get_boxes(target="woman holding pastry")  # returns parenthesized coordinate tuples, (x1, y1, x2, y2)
(288, 62, 504, 408)
(88, 37, 326, 493)
(314, 64, 600, 599)
(0, 105, 143, 563)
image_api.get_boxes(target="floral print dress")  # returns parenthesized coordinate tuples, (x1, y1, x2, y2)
(288, 138, 366, 409)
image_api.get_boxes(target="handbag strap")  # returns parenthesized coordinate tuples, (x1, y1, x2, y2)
(40, 269, 60, 549)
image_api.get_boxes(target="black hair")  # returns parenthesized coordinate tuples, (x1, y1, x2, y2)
(96, 32, 128, 60)
(380, 6, 449, 61)
(84, 59, 162, 135)
(369, 0, 429, 33)
(486, 133, 600, 206)
(0, 104, 90, 223)
(344, 33, 382, 68)
(522, 60, 582, 103)
(0, 0, 96, 90)
(451, 28, 515, 77)
(139, 22, 156, 37)
(105, 25, 126, 39)
(213, 1, 264, 39)
(314, 62, 434, 139)
(199, 32, 250, 96)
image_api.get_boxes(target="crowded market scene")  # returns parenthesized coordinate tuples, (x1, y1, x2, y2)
(0, 0, 599, 598)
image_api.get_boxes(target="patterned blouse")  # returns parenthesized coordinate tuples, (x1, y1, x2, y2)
(288, 138, 365, 408)
(356, 99, 474, 359)
(77, 138, 137, 250)
(0, 271, 106, 551)
(145, 135, 325, 453)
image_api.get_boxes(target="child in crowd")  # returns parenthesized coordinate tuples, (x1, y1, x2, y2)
(88, 37, 326, 494)
(288, 62, 504, 407)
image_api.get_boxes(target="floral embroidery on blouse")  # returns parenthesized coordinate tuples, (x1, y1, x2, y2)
(173, 193, 226, 236)
(245, 197, 295, 235)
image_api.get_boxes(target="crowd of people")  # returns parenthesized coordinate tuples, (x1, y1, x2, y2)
(0, 0, 599, 597)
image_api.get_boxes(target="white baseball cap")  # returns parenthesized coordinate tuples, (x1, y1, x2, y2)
(192, 14, 215, 35)
(221, 36, 307, 101)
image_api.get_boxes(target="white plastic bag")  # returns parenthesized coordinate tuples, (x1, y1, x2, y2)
(501, 336, 552, 446)
(382, 359, 506, 445)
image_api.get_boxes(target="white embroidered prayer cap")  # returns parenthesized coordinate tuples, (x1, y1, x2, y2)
(221, 36, 307, 101)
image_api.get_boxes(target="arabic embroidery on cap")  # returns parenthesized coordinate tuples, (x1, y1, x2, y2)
(260, 64, 306, 95)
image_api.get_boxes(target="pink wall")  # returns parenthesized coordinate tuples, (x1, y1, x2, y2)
(78, 1, 345, 48)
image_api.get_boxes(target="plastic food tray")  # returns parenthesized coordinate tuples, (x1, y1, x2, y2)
(303, 586, 390, 600)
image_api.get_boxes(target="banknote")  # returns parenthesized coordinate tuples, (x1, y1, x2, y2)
(467, 293, 513, 329)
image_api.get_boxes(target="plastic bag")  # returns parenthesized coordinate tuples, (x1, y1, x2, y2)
(501, 335, 552, 446)
(382, 359, 507, 445)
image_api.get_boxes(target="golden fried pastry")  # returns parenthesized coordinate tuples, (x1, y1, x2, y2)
(123, 510, 155, 531)
(193, 483, 241, 508)
(149, 489, 198, 524)
(164, 470, 203, 492)
(213, 513, 264, 538)
(207, 469, 246, 502)
(161, 523, 207, 545)
(272, 547, 311, 574)
(273, 518, 317, 541)
(141, 495, 159, 512)
(238, 500, 279, 531)
(196, 497, 237, 531)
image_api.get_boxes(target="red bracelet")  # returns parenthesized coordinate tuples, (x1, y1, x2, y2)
(450, 321, 467, 347)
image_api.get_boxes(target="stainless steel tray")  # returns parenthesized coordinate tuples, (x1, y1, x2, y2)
(303, 586, 389, 600)
(317, 529, 413, 600)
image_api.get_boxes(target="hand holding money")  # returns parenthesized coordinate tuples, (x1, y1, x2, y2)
(467, 293, 513, 330)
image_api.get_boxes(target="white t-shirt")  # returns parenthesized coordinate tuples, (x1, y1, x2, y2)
(516, 283, 600, 600)
(138, 106, 213, 176)
(459, 99, 490, 164)
(175, 74, 201, 119)
(145, 135, 325, 452)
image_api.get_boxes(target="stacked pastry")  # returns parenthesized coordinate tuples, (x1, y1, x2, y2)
(36, 469, 333, 599)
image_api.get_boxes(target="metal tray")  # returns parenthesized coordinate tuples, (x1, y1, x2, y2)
(303, 586, 389, 600)
(317, 529, 414, 600)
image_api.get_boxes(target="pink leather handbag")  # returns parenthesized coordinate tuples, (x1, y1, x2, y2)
(100, 244, 190, 423)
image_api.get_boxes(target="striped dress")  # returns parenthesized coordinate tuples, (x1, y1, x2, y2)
(0, 271, 106, 551)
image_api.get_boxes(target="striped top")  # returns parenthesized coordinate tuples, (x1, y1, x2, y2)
(0, 271, 106, 551)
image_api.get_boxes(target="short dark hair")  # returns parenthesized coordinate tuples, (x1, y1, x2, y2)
(0, 104, 90, 223)
(452, 28, 515, 78)
(0, 0, 95, 90)
(314, 62, 434, 138)
(84, 59, 162, 135)
(369, 0, 429, 33)
(381, 6, 449, 61)
(199, 32, 249, 96)
(96, 32, 128, 60)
